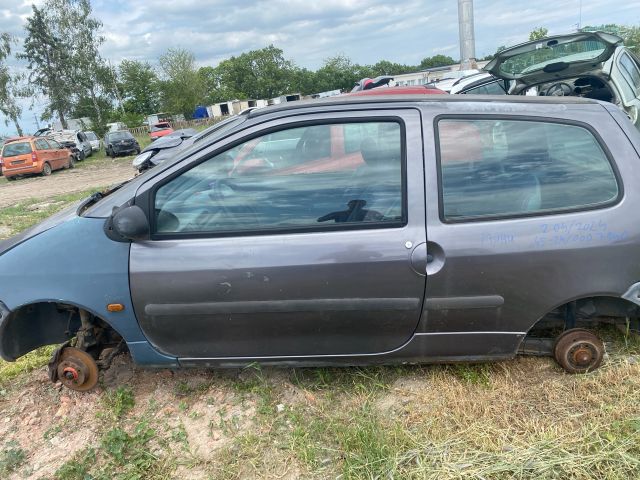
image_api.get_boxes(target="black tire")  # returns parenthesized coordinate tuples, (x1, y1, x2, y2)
(78, 150, 86, 161)
(68, 155, 76, 169)
(135, 148, 140, 155)
(42, 162, 52, 177)
(6, 175, 17, 181)
(554, 328, 605, 374)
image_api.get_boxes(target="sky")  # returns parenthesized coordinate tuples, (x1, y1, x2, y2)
(2, 0, 640, 134)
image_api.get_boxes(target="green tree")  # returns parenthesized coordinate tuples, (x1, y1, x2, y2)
(119, 60, 161, 115)
(20, 4, 74, 128)
(419, 55, 457, 70)
(211, 45, 300, 100)
(313, 54, 371, 92)
(529, 27, 549, 41)
(0, 33, 24, 135)
(158, 48, 205, 118)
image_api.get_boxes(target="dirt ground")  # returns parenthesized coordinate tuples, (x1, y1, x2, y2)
(0, 157, 135, 208)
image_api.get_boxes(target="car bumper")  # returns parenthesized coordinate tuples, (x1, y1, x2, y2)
(3, 165, 42, 177)
(111, 147, 138, 155)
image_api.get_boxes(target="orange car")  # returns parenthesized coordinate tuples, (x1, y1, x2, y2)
(1, 136, 73, 180)
(150, 122, 174, 141)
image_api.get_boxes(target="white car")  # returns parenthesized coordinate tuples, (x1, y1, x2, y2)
(456, 32, 640, 129)
(84, 131, 101, 153)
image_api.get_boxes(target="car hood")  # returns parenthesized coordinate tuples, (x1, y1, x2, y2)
(485, 31, 622, 87)
(0, 201, 81, 257)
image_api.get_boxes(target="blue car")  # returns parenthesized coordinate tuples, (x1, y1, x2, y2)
(2, 94, 640, 391)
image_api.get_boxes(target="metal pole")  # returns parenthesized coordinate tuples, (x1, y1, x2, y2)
(458, 0, 476, 70)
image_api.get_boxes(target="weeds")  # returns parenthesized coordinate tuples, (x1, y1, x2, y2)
(0, 441, 26, 476)
(100, 386, 135, 420)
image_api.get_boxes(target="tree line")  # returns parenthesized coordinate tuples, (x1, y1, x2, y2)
(0, 0, 638, 137)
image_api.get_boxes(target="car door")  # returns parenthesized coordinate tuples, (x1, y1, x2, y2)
(34, 139, 53, 169)
(129, 108, 427, 359)
(421, 104, 635, 355)
(43, 139, 61, 168)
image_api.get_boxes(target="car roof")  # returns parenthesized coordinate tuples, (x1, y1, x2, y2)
(5, 136, 36, 144)
(249, 94, 600, 118)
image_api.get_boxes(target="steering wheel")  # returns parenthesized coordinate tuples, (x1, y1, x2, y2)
(545, 82, 574, 97)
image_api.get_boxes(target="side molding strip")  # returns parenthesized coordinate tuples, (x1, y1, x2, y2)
(425, 295, 505, 310)
(145, 297, 421, 316)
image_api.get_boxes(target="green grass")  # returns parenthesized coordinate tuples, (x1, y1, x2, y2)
(0, 441, 26, 476)
(0, 188, 105, 240)
(100, 387, 136, 421)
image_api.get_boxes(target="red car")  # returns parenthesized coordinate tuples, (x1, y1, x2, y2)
(150, 122, 174, 141)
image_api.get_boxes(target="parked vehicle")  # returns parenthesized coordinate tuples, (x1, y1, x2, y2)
(448, 32, 640, 129)
(37, 129, 93, 160)
(104, 130, 140, 158)
(150, 122, 174, 141)
(84, 131, 101, 153)
(132, 128, 198, 171)
(2, 95, 640, 392)
(0, 136, 73, 180)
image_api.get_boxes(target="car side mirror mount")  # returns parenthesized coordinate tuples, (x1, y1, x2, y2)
(104, 205, 150, 242)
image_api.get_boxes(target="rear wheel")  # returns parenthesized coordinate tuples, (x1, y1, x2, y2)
(554, 328, 605, 373)
(6, 175, 17, 181)
(42, 162, 52, 176)
(68, 155, 76, 169)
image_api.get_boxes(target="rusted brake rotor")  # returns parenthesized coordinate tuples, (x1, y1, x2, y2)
(553, 328, 605, 374)
(56, 347, 99, 392)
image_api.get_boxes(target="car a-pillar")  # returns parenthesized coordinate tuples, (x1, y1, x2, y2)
(519, 295, 640, 373)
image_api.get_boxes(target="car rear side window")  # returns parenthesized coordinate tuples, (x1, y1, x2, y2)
(437, 118, 619, 221)
(153, 121, 404, 235)
(35, 139, 50, 150)
(2, 142, 32, 157)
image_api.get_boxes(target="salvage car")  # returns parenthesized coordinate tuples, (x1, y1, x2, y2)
(104, 130, 141, 158)
(0, 136, 74, 180)
(150, 122, 174, 141)
(450, 32, 640, 129)
(84, 131, 101, 153)
(1, 95, 640, 392)
(133, 128, 198, 172)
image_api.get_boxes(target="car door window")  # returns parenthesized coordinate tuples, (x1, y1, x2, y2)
(437, 118, 619, 221)
(48, 139, 62, 149)
(154, 121, 404, 235)
(35, 139, 50, 150)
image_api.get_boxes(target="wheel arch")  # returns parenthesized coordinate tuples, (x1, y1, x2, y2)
(0, 299, 125, 362)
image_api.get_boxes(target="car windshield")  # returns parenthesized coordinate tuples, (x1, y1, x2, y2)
(2, 142, 32, 157)
(108, 132, 133, 141)
(85, 132, 97, 141)
(498, 39, 609, 76)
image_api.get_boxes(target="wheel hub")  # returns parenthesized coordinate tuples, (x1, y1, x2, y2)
(570, 344, 595, 368)
(54, 347, 99, 392)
